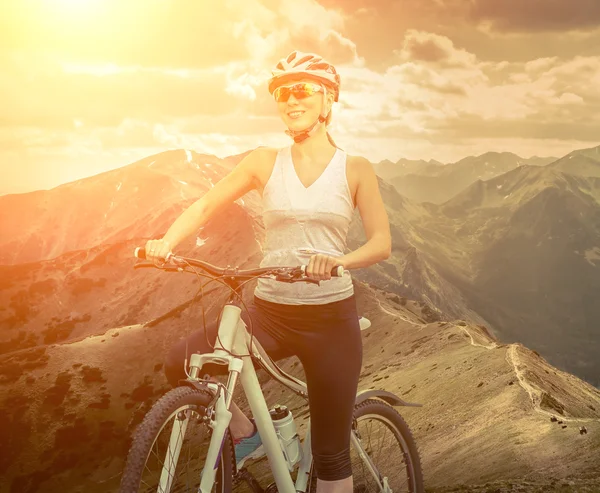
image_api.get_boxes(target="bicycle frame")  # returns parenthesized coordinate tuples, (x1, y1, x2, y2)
(176, 302, 313, 493)
(160, 302, 397, 493)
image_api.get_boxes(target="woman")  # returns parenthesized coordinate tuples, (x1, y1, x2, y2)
(146, 50, 391, 493)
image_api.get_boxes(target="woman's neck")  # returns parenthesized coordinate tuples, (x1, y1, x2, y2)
(291, 127, 335, 162)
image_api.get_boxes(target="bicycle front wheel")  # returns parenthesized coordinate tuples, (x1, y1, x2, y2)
(119, 386, 234, 493)
(308, 398, 424, 493)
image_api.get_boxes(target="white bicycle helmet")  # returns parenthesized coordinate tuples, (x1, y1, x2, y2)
(268, 51, 341, 143)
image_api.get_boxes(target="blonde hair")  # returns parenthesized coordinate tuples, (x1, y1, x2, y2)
(326, 132, 338, 148)
(324, 100, 340, 148)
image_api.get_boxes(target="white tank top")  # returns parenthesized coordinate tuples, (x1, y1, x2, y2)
(254, 145, 355, 305)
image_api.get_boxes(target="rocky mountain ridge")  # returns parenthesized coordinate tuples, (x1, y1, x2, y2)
(2, 254, 599, 492)
(375, 151, 559, 204)
(1, 145, 600, 492)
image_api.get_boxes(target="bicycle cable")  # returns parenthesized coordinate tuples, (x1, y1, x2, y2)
(142, 253, 311, 383)
(165, 257, 277, 379)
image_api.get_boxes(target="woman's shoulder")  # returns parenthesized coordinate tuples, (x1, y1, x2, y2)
(343, 154, 375, 205)
(345, 153, 372, 167)
(252, 146, 281, 159)
(252, 146, 282, 169)
(345, 153, 374, 179)
(242, 146, 280, 170)
(248, 146, 282, 190)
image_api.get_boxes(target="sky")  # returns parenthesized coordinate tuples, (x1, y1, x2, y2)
(1, 0, 600, 194)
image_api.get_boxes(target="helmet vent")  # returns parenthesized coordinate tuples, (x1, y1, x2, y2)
(295, 54, 315, 66)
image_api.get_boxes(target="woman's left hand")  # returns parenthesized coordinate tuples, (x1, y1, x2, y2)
(306, 254, 344, 281)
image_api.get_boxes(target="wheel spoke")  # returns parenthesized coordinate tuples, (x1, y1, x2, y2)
(347, 401, 422, 493)
(119, 388, 231, 493)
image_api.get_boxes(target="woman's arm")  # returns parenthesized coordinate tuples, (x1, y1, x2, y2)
(145, 148, 268, 261)
(339, 156, 391, 270)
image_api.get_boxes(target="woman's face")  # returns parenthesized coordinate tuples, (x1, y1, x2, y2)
(276, 78, 333, 130)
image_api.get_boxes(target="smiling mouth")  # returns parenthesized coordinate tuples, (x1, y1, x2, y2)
(288, 111, 305, 118)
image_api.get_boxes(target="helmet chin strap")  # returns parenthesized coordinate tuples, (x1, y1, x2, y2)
(285, 114, 327, 143)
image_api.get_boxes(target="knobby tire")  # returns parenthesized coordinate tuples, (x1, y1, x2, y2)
(308, 398, 424, 493)
(119, 386, 234, 493)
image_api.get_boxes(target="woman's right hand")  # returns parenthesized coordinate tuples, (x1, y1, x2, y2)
(145, 238, 173, 265)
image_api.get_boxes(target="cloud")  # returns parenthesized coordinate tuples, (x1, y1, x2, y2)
(427, 117, 600, 143)
(0, 1, 254, 68)
(0, 54, 265, 128)
(330, 30, 600, 151)
(327, 0, 600, 33)
(2, 1, 600, 193)
(0, 127, 75, 151)
(394, 30, 477, 68)
(469, 0, 600, 32)
(0, 0, 359, 131)
(6, 27, 599, 167)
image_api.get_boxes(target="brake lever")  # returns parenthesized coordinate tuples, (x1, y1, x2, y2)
(290, 267, 320, 285)
(273, 273, 320, 285)
(303, 278, 320, 285)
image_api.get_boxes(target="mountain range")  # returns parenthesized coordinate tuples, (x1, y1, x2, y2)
(368, 145, 600, 387)
(374, 152, 558, 204)
(1, 143, 599, 492)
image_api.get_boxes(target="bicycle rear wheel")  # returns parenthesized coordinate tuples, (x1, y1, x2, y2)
(119, 386, 233, 493)
(308, 398, 424, 492)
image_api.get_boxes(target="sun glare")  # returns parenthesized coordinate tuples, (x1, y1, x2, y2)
(43, 0, 106, 18)
(48, 0, 103, 8)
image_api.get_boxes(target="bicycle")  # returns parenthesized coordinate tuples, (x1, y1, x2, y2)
(119, 247, 424, 493)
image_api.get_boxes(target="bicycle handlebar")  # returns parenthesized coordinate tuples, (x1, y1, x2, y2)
(133, 247, 345, 279)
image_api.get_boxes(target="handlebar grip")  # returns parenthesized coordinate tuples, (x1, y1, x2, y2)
(134, 247, 172, 262)
(301, 265, 345, 277)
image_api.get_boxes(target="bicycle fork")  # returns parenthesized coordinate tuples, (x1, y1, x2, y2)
(198, 358, 241, 493)
(155, 383, 231, 493)
(200, 389, 233, 492)
(156, 360, 236, 493)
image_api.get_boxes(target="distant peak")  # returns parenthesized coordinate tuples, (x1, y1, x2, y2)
(477, 150, 521, 159)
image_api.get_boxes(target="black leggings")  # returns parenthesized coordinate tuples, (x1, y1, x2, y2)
(164, 294, 363, 481)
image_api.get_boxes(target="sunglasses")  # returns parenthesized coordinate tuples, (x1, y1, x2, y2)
(273, 82, 324, 102)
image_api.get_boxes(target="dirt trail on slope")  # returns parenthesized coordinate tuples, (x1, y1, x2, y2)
(457, 323, 600, 424)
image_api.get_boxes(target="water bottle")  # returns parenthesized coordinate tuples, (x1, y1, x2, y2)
(269, 404, 302, 470)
